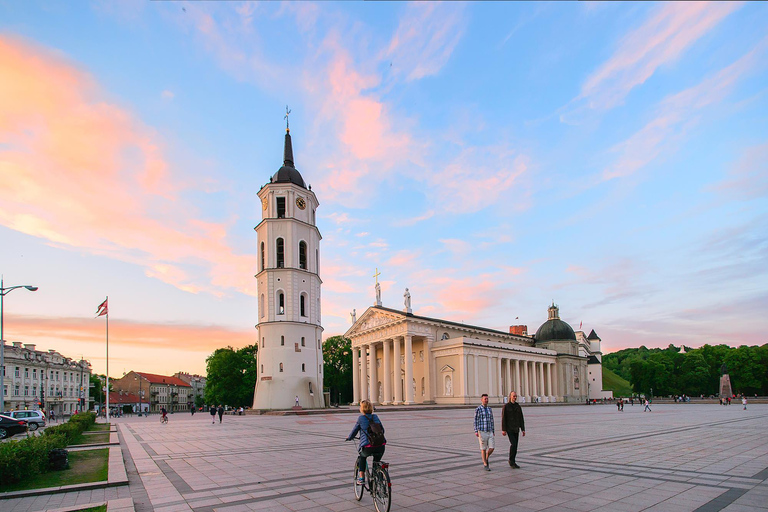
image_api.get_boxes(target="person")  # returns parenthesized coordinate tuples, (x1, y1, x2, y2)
(742, 396, 747, 410)
(210, 405, 217, 424)
(501, 391, 525, 469)
(295, 395, 300, 407)
(346, 399, 386, 485)
(643, 399, 652, 412)
(50, 410, 56, 422)
(217, 405, 224, 423)
(474, 393, 495, 471)
(161, 406, 168, 423)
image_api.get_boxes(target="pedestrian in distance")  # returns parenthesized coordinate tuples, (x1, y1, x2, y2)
(217, 405, 224, 423)
(210, 405, 217, 424)
(295, 395, 300, 407)
(742, 396, 747, 410)
(474, 393, 495, 471)
(501, 391, 525, 469)
(643, 399, 652, 412)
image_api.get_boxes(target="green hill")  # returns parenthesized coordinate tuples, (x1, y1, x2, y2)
(603, 367, 633, 396)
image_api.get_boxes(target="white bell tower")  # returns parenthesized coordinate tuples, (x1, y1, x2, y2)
(252, 124, 324, 409)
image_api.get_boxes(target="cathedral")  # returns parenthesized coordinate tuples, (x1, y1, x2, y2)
(252, 125, 325, 410)
(345, 299, 612, 405)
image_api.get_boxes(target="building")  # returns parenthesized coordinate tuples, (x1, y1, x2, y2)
(173, 372, 206, 408)
(1, 342, 91, 416)
(108, 390, 147, 414)
(346, 300, 604, 405)
(112, 371, 191, 412)
(580, 330, 613, 400)
(252, 125, 325, 410)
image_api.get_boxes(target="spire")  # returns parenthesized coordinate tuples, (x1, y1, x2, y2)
(283, 130, 294, 168)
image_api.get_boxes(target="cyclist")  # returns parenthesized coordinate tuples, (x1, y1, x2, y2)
(161, 406, 168, 423)
(346, 399, 386, 484)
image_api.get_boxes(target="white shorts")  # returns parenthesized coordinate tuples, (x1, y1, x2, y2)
(478, 431, 495, 450)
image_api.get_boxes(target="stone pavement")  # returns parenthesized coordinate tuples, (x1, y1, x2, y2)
(3, 403, 767, 512)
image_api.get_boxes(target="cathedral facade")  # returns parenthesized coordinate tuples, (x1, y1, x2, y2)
(252, 127, 325, 409)
(345, 302, 609, 405)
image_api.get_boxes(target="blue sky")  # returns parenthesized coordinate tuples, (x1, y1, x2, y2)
(1, 1, 766, 376)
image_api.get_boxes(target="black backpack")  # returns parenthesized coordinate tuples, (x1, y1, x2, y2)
(367, 417, 386, 447)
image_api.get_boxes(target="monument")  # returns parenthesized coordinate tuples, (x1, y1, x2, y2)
(252, 112, 325, 409)
(719, 363, 733, 398)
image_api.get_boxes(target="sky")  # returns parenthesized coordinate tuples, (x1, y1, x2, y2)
(1, 1, 766, 378)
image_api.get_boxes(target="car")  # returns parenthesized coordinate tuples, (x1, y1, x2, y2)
(0, 414, 28, 439)
(6, 410, 46, 431)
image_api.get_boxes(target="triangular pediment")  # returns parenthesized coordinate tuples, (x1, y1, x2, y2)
(344, 307, 406, 338)
(440, 365, 455, 372)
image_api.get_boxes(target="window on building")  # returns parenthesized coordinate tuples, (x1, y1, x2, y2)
(260, 241, 265, 271)
(260, 294, 265, 318)
(24, 385, 29, 396)
(279, 363, 284, 372)
(316, 249, 319, 273)
(309, 382, 313, 394)
(278, 292, 285, 315)
(301, 337, 305, 347)
(24, 368, 29, 378)
(300, 294, 306, 317)
(14, 385, 20, 396)
(15, 367, 20, 377)
(302, 364, 305, 372)
(262, 337, 265, 348)
(299, 241, 307, 269)
(281, 335, 285, 346)
(276, 197, 286, 218)
(261, 364, 264, 374)
(276, 238, 284, 268)
(442, 332, 450, 340)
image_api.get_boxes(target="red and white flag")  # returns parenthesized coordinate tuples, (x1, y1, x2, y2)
(579, 321, 582, 330)
(96, 298, 108, 317)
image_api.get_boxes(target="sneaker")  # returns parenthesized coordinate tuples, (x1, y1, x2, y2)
(512, 463, 521, 469)
(356, 477, 365, 485)
(485, 465, 491, 471)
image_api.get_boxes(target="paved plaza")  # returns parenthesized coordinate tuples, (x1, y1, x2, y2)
(3, 403, 768, 512)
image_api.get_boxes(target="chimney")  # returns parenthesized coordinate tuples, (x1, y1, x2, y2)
(13, 342, 22, 348)
(24, 344, 36, 351)
(509, 325, 528, 336)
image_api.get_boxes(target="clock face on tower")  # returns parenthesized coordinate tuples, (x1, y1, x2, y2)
(296, 197, 306, 210)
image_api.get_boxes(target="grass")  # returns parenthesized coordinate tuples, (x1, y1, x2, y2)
(76, 506, 107, 512)
(0, 448, 108, 493)
(69, 432, 110, 446)
(603, 367, 633, 397)
(86, 423, 111, 431)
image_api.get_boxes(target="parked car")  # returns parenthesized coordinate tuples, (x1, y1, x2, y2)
(0, 414, 28, 439)
(6, 410, 46, 431)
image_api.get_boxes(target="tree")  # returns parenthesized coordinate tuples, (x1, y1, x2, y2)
(323, 336, 353, 405)
(204, 345, 258, 407)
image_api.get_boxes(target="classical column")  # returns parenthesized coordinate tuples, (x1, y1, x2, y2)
(539, 362, 545, 401)
(547, 363, 554, 401)
(531, 361, 539, 399)
(404, 335, 415, 404)
(382, 339, 392, 405)
(551, 362, 558, 401)
(514, 359, 521, 395)
(393, 337, 402, 404)
(461, 353, 469, 399)
(496, 357, 503, 401)
(369, 342, 379, 404)
(352, 347, 360, 404)
(522, 359, 529, 400)
(473, 355, 480, 398)
(505, 359, 511, 398)
(360, 345, 369, 401)
(423, 338, 432, 403)
(487, 356, 494, 398)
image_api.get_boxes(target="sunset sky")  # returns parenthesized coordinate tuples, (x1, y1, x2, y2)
(1, 2, 766, 377)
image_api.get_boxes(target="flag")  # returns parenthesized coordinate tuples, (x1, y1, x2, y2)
(579, 321, 582, 330)
(96, 298, 108, 317)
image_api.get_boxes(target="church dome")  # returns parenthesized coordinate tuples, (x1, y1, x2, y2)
(534, 304, 576, 342)
(270, 130, 306, 189)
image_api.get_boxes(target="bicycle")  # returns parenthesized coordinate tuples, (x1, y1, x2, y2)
(350, 436, 391, 512)
(161, 415, 168, 424)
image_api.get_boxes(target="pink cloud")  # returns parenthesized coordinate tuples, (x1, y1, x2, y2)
(711, 142, 768, 200)
(0, 36, 257, 297)
(579, 2, 742, 112)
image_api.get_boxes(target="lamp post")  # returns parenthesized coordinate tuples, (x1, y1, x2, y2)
(1, 279, 38, 413)
(134, 375, 144, 416)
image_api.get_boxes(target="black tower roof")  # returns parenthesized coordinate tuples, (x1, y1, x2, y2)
(271, 129, 306, 189)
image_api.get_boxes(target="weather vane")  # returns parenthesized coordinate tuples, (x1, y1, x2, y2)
(284, 105, 291, 132)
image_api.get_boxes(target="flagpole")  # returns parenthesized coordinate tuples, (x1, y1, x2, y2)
(105, 297, 110, 424)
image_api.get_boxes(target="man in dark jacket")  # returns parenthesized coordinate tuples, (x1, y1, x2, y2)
(501, 391, 525, 469)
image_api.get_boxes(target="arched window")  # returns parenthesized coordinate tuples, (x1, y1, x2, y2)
(281, 335, 285, 346)
(260, 294, 264, 318)
(278, 292, 285, 315)
(261, 364, 264, 373)
(302, 363, 305, 372)
(316, 249, 319, 273)
(300, 294, 306, 317)
(309, 382, 313, 394)
(276, 238, 285, 268)
(279, 363, 284, 372)
(299, 241, 307, 270)
(301, 336, 305, 347)
(260, 242, 265, 271)
(261, 337, 264, 348)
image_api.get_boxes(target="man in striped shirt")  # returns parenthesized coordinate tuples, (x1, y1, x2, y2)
(474, 393, 495, 471)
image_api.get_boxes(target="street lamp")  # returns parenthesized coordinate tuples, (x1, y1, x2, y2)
(1, 279, 38, 413)
(134, 375, 144, 416)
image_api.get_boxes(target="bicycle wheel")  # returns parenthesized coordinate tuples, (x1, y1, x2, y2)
(372, 467, 391, 512)
(353, 459, 364, 501)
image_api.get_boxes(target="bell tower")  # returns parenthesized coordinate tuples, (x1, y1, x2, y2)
(252, 124, 324, 409)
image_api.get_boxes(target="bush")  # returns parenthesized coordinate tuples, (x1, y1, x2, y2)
(0, 433, 67, 486)
(43, 412, 96, 444)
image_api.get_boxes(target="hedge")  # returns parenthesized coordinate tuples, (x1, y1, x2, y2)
(0, 411, 97, 487)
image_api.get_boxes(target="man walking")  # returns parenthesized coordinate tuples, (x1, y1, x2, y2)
(643, 399, 652, 412)
(217, 405, 224, 424)
(210, 405, 217, 424)
(501, 391, 525, 469)
(474, 393, 495, 471)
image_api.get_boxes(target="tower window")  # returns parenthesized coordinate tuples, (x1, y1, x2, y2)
(262, 337, 265, 348)
(281, 335, 285, 346)
(276, 238, 284, 268)
(299, 241, 307, 270)
(278, 292, 285, 315)
(277, 197, 286, 218)
(260, 294, 264, 318)
(260, 242, 265, 271)
(301, 336, 305, 347)
(302, 364, 305, 372)
(300, 294, 306, 317)
(279, 363, 284, 372)
(261, 365, 263, 373)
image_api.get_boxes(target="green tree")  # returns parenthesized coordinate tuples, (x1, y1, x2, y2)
(725, 346, 763, 395)
(323, 336, 353, 405)
(204, 345, 258, 407)
(679, 352, 711, 396)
